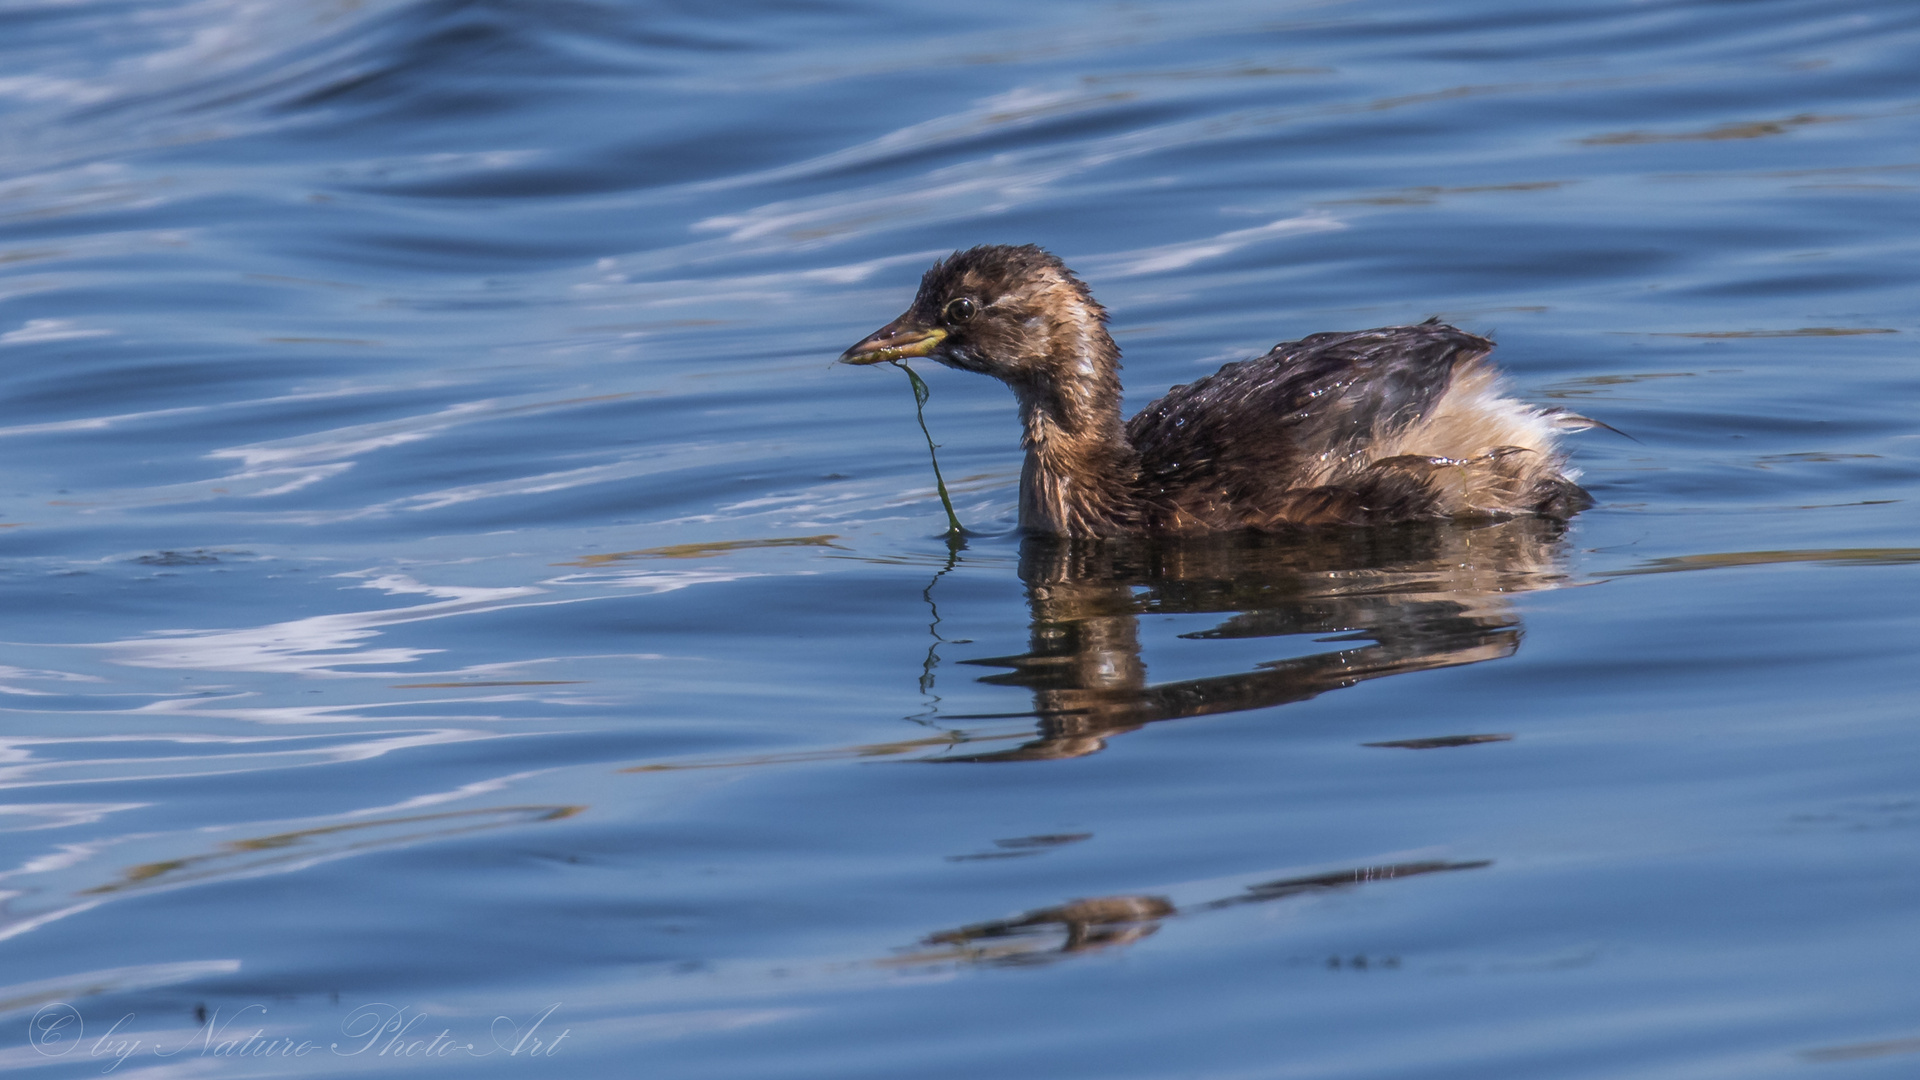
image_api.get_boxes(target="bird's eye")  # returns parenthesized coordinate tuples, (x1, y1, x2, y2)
(943, 297, 977, 324)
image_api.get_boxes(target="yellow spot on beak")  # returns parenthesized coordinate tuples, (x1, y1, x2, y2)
(838, 326, 947, 365)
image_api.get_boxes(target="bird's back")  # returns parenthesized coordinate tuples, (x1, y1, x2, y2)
(1126, 322, 1587, 530)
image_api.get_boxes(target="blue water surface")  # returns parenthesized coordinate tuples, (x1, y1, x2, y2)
(0, 0, 1917, 1076)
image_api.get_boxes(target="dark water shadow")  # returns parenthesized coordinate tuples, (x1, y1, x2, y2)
(928, 517, 1576, 762)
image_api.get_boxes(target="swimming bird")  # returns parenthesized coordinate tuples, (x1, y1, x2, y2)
(839, 244, 1596, 537)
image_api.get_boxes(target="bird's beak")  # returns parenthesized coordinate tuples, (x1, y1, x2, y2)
(838, 318, 947, 366)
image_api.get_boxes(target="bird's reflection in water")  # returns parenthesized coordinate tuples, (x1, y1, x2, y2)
(879, 521, 1559, 968)
(930, 516, 1575, 762)
(892, 859, 1491, 968)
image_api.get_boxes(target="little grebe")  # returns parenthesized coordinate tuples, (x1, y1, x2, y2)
(840, 244, 1594, 537)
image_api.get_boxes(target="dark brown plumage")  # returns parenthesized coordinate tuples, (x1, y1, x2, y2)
(840, 244, 1592, 538)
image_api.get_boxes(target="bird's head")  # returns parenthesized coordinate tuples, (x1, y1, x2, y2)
(838, 244, 1110, 386)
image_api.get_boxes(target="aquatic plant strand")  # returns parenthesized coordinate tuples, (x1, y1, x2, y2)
(889, 360, 964, 538)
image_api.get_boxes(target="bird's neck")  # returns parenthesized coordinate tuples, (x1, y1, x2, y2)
(1009, 331, 1141, 537)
